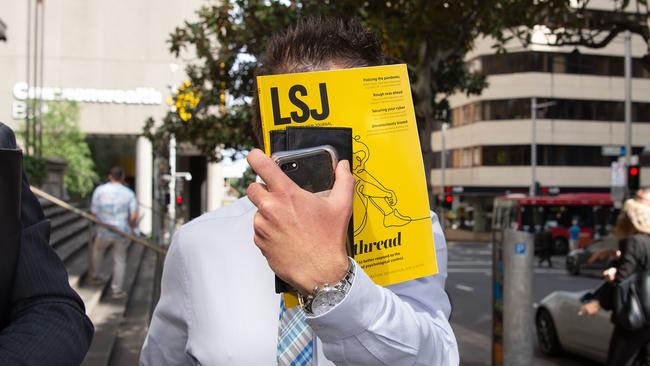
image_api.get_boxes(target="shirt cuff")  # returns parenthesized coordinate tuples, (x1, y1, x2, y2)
(305, 258, 383, 340)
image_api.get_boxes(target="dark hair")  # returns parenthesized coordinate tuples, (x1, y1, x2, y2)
(109, 166, 125, 181)
(251, 17, 384, 148)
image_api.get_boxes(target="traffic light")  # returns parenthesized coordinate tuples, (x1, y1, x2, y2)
(628, 165, 641, 193)
(442, 194, 453, 209)
(175, 182, 184, 205)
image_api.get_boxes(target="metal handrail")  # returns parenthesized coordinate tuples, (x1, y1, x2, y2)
(30, 185, 167, 256)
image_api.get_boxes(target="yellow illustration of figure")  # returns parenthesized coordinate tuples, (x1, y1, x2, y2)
(353, 135, 412, 236)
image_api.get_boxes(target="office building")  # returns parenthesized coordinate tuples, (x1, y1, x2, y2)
(0, 0, 235, 234)
(431, 11, 650, 231)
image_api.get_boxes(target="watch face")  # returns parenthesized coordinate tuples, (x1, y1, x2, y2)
(311, 288, 346, 316)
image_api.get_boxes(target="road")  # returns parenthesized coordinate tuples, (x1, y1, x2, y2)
(446, 241, 604, 366)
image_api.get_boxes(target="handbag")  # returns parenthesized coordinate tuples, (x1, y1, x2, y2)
(613, 271, 650, 330)
(613, 235, 650, 331)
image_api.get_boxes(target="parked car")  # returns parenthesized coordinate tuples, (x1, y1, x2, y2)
(565, 235, 618, 276)
(536, 290, 613, 362)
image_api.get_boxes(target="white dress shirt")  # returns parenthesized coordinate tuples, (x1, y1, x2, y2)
(140, 197, 458, 365)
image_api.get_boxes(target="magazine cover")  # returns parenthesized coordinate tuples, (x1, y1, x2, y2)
(256, 64, 438, 290)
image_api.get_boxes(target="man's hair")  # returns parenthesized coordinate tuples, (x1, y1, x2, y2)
(109, 166, 125, 181)
(251, 17, 384, 148)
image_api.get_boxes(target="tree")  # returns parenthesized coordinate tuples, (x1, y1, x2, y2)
(146, 0, 650, 203)
(35, 100, 98, 197)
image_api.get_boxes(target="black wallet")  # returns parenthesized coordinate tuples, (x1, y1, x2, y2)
(269, 126, 354, 294)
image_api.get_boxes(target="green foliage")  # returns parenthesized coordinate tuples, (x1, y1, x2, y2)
(147, 0, 649, 163)
(23, 154, 47, 186)
(38, 101, 98, 197)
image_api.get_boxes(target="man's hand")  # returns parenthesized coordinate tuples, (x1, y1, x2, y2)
(246, 149, 355, 295)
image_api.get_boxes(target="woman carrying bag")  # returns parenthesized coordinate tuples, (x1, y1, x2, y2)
(581, 191, 650, 366)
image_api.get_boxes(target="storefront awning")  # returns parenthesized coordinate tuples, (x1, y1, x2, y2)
(0, 18, 6, 41)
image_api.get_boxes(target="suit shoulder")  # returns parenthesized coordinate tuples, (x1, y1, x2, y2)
(171, 197, 255, 255)
(0, 122, 18, 149)
(182, 197, 255, 229)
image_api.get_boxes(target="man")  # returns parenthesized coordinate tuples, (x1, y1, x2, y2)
(89, 166, 137, 298)
(141, 18, 458, 365)
(0, 122, 93, 364)
(569, 219, 580, 252)
(536, 225, 554, 268)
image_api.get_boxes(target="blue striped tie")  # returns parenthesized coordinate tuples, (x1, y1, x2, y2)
(277, 297, 314, 366)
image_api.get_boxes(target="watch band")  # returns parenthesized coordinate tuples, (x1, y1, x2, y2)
(299, 257, 355, 316)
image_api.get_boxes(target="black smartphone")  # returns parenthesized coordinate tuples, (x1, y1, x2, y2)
(271, 145, 338, 193)
(270, 145, 338, 294)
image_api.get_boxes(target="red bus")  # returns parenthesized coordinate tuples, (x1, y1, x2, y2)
(491, 193, 615, 254)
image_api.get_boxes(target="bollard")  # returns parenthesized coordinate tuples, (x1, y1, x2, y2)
(492, 229, 534, 366)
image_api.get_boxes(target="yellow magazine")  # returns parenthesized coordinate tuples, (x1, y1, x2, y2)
(256, 64, 438, 294)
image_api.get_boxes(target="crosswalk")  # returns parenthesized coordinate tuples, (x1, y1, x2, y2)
(446, 241, 569, 276)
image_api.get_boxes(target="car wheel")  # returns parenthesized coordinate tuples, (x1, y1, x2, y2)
(553, 237, 569, 255)
(536, 309, 563, 356)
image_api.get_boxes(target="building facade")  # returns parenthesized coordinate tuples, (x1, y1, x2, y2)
(432, 24, 650, 231)
(0, 0, 235, 234)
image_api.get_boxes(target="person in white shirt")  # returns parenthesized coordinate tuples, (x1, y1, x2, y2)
(141, 17, 459, 366)
(89, 166, 137, 298)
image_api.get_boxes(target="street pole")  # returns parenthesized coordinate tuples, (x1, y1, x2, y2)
(530, 97, 537, 196)
(25, 0, 31, 152)
(441, 123, 449, 230)
(150, 153, 163, 317)
(166, 63, 179, 242)
(168, 133, 176, 239)
(624, 30, 632, 198)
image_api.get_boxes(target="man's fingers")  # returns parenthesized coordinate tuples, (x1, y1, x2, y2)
(247, 182, 270, 208)
(247, 149, 294, 192)
(329, 160, 355, 208)
(253, 212, 271, 239)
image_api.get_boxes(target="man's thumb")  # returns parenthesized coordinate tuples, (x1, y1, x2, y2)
(329, 160, 355, 206)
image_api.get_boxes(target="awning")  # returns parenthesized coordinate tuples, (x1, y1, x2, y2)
(0, 18, 6, 41)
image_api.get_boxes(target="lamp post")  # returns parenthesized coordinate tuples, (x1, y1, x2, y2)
(167, 63, 180, 240)
(530, 98, 556, 196)
(440, 122, 449, 230)
(624, 30, 632, 198)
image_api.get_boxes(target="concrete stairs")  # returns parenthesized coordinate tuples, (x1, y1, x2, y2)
(43, 199, 158, 366)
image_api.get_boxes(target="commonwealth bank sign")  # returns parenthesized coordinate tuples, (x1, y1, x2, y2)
(11, 81, 163, 119)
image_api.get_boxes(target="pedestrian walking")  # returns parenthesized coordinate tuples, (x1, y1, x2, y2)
(580, 192, 650, 366)
(537, 226, 554, 268)
(88, 166, 137, 298)
(569, 219, 580, 252)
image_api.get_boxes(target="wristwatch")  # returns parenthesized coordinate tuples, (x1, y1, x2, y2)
(299, 258, 356, 316)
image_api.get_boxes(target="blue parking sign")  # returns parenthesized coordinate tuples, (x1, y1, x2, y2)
(515, 243, 526, 255)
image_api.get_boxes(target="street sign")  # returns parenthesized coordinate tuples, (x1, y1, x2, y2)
(611, 161, 625, 187)
(602, 146, 625, 157)
(515, 243, 526, 255)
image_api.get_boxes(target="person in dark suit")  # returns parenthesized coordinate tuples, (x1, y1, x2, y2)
(0, 122, 94, 365)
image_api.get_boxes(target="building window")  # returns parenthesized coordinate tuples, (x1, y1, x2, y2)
(450, 98, 650, 125)
(474, 51, 650, 78)
(476, 145, 644, 167)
